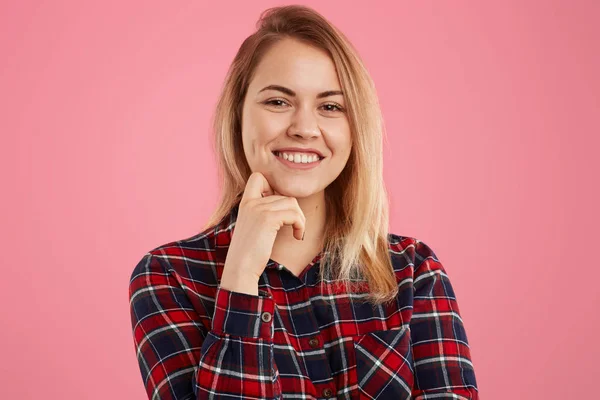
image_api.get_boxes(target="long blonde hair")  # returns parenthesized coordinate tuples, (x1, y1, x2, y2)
(202, 5, 397, 305)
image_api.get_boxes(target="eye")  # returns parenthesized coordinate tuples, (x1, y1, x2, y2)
(321, 103, 344, 113)
(263, 99, 345, 113)
(263, 99, 290, 108)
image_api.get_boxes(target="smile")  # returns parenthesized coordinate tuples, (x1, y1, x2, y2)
(272, 151, 324, 170)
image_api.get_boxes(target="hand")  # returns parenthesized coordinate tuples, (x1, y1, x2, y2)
(220, 172, 306, 295)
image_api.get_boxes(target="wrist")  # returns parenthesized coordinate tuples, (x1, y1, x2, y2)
(220, 270, 260, 295)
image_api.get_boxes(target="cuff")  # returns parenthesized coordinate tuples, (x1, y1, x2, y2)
(211, 286, 275, 339)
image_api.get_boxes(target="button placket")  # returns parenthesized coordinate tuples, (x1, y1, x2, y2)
(292, 286, 335, 395)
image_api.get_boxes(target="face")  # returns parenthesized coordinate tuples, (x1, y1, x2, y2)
(240, 37, 352, 199)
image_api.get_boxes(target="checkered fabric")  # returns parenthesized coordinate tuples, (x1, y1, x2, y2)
(129, 203, 479, 399)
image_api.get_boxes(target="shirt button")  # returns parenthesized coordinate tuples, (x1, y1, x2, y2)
(308, 338, 319, 348)
(261, 311, 272, 322)
(322, 387, 333, 398)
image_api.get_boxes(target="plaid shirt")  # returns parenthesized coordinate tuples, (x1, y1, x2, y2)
(129, 203, 479, 399)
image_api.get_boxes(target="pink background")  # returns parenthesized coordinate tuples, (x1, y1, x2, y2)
(1, 1, 598, 398)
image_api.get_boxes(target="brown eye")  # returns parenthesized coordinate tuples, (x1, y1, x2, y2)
(264, 99, 289, 107)
(321, 103, 344, 112)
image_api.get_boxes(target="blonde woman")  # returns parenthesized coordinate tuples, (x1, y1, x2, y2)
(129, 5, 478, 399)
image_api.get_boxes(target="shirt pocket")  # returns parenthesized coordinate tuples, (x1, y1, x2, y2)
(353, 326, 414, 400)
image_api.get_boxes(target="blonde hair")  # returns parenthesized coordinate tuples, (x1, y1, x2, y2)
(202, 5, 397, 305)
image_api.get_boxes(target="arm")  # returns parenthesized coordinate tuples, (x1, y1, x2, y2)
(410, 240, 479, 399)
(129, 253, 282, 399)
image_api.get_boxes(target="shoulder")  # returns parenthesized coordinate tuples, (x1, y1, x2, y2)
(387, 233, 443, 278)
(129, 223, 222, 285)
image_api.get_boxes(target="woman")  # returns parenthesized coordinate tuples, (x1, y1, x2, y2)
(129, 5, 479, 399)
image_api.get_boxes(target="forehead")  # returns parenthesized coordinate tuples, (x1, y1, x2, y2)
(250, 38, 341, 93)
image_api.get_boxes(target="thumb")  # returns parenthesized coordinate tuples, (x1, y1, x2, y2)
(243, 172, 271, 201)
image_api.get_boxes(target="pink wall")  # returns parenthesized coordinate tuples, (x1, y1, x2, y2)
(1, 1, 598, 398)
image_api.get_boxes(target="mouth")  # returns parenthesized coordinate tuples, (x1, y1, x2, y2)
(272, 151, 325, 169)
(272, 151, 325, 161)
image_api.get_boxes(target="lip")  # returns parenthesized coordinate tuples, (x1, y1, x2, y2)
(273, 151, 323, 170)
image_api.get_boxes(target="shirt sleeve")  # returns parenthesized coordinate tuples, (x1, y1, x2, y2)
(410, 240, 480, 399)
(129, 253, 282, 400)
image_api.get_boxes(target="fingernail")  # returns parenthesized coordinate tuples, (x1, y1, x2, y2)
(302, 231, 305, 241)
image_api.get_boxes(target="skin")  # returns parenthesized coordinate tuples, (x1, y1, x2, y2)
(240, 37, 352, 259)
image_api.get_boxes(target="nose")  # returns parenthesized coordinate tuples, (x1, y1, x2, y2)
(287, 105, 321, 138)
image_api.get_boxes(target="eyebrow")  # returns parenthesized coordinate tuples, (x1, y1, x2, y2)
(258, 84, 344, 99)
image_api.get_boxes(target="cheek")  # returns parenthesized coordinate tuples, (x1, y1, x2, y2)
(329, 128, 352, 156)
(252, 111, 288, 139)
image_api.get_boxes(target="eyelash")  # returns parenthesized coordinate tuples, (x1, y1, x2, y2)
(263, 99, 345, 113)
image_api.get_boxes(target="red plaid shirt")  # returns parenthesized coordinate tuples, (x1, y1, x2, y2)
(129, 203, 479, 399)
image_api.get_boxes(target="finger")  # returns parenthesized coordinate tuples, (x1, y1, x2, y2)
(242, 172, 272, 203)
(270, 209, 305, 241)
(260, 196, 302, 208)
(262, 198, 306, 239)
(262, 187, 281, 197)
(260, 194, 287, 203)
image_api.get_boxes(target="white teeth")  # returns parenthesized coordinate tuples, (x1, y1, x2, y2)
(275, 151, 320, 163)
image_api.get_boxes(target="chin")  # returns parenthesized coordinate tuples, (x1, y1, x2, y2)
(276, 186, 321, 199)
(267, 175, 324, 197)
(278, 188, 310, 197)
